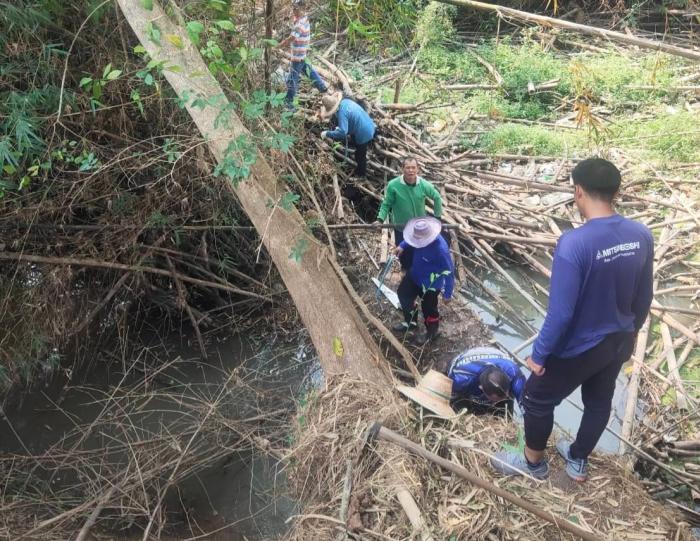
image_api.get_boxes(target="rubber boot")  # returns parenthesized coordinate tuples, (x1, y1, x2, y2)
(414, 320, 439, 346)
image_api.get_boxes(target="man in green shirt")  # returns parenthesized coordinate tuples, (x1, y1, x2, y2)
(375, 157, 443, 269)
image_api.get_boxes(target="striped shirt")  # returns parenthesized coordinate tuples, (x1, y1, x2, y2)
(290, 15, 311, 61)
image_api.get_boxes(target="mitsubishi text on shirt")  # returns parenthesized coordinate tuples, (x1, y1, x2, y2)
(532, 214, 654, 365)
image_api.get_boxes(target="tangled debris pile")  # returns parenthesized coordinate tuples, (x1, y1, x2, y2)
(285, 376, 691, 540)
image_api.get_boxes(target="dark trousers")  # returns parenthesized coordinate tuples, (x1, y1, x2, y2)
(523, 331, 636, 459)
(354, 140, 370, 177)
(394, 229, 414, 270)
(286, 60, 327, 105)
(397, 275, 439, 332)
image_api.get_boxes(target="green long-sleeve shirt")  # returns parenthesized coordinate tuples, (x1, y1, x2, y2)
(376, 176, 443, 227)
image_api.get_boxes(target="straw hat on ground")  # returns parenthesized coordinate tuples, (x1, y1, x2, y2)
(319, 91, 343, 120)
(403, 216, 442, 249)
(397, 369, 455, 419)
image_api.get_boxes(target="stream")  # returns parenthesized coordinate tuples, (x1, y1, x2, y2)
(0, 329, 318, 540)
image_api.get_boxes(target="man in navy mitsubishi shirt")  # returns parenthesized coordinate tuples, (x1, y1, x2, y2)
(491, 158, 654, 482)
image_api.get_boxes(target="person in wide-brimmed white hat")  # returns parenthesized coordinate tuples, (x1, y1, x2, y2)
(392, 216, 454, 345)
(319, 91, 376, 177)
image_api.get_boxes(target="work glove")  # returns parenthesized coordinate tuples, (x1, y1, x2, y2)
(320, 130, 328, 139)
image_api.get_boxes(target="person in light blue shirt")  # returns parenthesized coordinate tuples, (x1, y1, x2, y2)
(448, 347, 526, 414)
(492, 158, 653, 483)
(319, 91, 376, 177)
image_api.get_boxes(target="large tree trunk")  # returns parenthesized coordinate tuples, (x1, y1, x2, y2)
(115, 0, 389, 383)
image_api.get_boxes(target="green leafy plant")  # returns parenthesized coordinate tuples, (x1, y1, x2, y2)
(213, 135, 258, 185)
(79, 63, 122, 112)
(414, 2, 457, 48)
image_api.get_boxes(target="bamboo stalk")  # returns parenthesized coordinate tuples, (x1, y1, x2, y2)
(475, 239, 547, 317)
(371, 423, 604, 541)
(660, 322, 689, 410)
(436, 0, 700, 61)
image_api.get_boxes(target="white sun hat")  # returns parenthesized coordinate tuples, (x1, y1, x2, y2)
(403, 216, 442, 249)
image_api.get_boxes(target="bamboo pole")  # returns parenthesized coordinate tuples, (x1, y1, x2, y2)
(395, 487, 434, 541)
(475, 239, 547, 317)
(436, 0, 700, 61)
(660, 322, 690, 410)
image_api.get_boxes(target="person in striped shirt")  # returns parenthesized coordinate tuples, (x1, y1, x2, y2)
(277, 0, 327, 108)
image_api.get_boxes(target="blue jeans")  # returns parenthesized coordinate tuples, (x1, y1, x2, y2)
(286, 60, 327, 105)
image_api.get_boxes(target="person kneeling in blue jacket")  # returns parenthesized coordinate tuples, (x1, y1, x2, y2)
(448, 346, 526, 415)
(319, 91, 376, 177)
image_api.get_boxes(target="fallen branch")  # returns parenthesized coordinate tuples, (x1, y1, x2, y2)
(0, 251, 268, 300)
(436, 0, 700, 61)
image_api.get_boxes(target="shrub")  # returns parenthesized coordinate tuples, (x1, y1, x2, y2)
(415, 2, 457, 48)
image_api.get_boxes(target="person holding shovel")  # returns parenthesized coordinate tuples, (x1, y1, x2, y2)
(319, 91, 376, 177)
(491, 158, 654, 482)
(375, 157, 443, 271)
(392, 216, 454, 345)
(276, 0, 327, 109)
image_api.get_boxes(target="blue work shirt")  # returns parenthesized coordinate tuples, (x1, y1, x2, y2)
(399, 236, 454, 299)
(532, 214, 654, 365)
(326, 98, 376, 145)
(448, 347, 526, 405)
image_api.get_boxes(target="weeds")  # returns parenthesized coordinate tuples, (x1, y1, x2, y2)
(415, 2, 457, 48)
(419, 45, 485, 81)
(413, 33, 687, 121)
(609, 111, 700, 163)
(476, 123, 588, 156)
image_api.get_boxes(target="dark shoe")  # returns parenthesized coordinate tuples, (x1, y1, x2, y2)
(556, 440, 588, 482)
(490, 451, 549, 480)
(392, 321, 417, 333)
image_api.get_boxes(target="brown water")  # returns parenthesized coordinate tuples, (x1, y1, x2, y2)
(0, 330, 319, 540)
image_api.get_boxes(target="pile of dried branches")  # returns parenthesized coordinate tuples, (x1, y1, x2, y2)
(284, 375, 692, 540)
